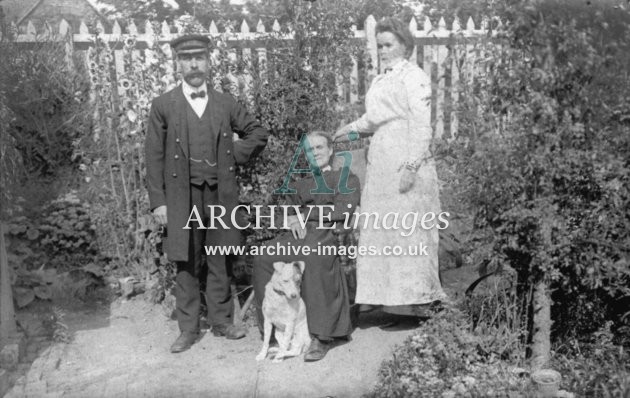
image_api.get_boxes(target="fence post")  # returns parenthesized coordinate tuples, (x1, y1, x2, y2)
(0, 223, 17, 340)
(349, 24, 359, 104)
(256, 19, 267, 84)
(365, 15, 377, 81)
(434, 17, 448, 139)
(60, 19, 74, 70)
(79, 20, 89, 36)
(111, 20, 125, 96)
(25, 20, 36, 40)
(409, 16, 418, 66)
(450, 15, 462, 140)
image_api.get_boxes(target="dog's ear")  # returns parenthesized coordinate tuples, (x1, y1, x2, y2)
(273, 262, 285, 273)
(294, 261, 306, 274)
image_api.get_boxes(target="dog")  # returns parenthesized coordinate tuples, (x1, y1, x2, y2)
(255, 261, 311, 362)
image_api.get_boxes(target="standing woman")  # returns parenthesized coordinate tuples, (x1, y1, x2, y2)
(334, 17, 447, 316)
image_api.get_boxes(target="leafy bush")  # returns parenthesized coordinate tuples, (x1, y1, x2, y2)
(371, 306, 630, 397)
(6, 191, 105, 307)
(0, 32, 101, 309)
(554, 322, 630, 397)
(441, 0, 630, 341)
(235, 0, 364, 242)
(0, 39, 90, 175)
(74, 24, 176, 280)
(369, 308, 530, 397)
(0, 80, 21, 219)
(463, 272, 528, 362)
(6, 192, 99, 271)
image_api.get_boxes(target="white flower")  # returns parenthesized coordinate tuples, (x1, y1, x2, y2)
(126, 109, 137, 123)
(124, 36, 136, 47)
(463, 376, 476, 387)
(119, 79, 131, 90)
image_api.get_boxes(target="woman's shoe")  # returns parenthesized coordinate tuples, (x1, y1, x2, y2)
(304, 338, 332, 362)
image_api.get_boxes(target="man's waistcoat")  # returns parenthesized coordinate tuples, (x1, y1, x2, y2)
(187, 103, 217, 186)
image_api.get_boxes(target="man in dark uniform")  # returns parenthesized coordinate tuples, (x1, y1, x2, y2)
(145, 34, 268, 353)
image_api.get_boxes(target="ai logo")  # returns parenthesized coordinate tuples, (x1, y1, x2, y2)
(273, 132, 359, 195)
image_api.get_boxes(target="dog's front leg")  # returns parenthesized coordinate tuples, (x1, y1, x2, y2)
(256, 319, 273, 361)
(272, 321, 295, 363)
(285, 322, 308, 357)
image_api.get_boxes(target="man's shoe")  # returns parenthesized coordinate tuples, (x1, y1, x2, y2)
(170, 331, 199, 353)
(304, 338, 332, 362)
(212, 323, 246, 340)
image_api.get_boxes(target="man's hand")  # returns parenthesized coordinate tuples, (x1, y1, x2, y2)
(153, 205, 167, 225)
(399, 169, 416, 194)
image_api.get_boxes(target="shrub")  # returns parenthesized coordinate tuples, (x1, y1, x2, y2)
(463, 272, 528, 363)
(442, 0, 630, 342)
(235, 0, 364, 243)
(0, 39, 90, 176)
(554, 322, 630, 397)
(0, 80, 21, 219)
(74, 25, 174, 280)
(6, 192, 99, 271)
(369, 307, 530, 397)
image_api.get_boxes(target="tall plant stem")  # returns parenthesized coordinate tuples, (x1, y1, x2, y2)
(530, 278, 551, 370)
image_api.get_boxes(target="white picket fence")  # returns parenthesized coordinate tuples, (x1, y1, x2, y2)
(5, 15, 494, 138)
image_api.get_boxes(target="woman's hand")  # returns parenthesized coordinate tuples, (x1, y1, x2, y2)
(333, 123, 354, 142)
(399, 169, 416, 194)
(286, 215, 307, 240)
(289, 221, 307, 240)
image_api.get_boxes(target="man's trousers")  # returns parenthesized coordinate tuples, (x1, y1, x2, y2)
(174, 183, 233, 333)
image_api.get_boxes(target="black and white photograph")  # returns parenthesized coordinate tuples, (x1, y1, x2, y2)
(0, 0, 629, 397)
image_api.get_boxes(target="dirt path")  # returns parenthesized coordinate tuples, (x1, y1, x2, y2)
(4, 266, 476, 398)
(5, 300, 412, 398)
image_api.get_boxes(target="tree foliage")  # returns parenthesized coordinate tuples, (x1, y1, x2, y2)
(0, 40, 90, 175)
(444, 0, 630, 340)
(100, 0, 411, 30)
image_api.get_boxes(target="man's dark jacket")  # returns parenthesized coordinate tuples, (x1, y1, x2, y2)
(145, 85, 268, 261)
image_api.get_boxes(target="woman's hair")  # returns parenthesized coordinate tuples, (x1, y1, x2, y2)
(375, 17, 415, 59)
(307, 130, 333, 148)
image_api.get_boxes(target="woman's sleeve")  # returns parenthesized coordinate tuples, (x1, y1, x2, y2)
(352, 77, 385, 133)
(353, 112, 376, 133)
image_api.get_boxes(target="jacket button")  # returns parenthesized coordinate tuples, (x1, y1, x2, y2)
(172, 173, 177, 177)
(223, 133, 227, 137)
(228, 166, 234, 171)
(174, 154, 179, 159)
(175, 138, 180, 143)
(226, 149, 231, 154)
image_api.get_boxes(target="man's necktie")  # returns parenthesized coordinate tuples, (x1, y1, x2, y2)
(191, 91, 206, 99)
